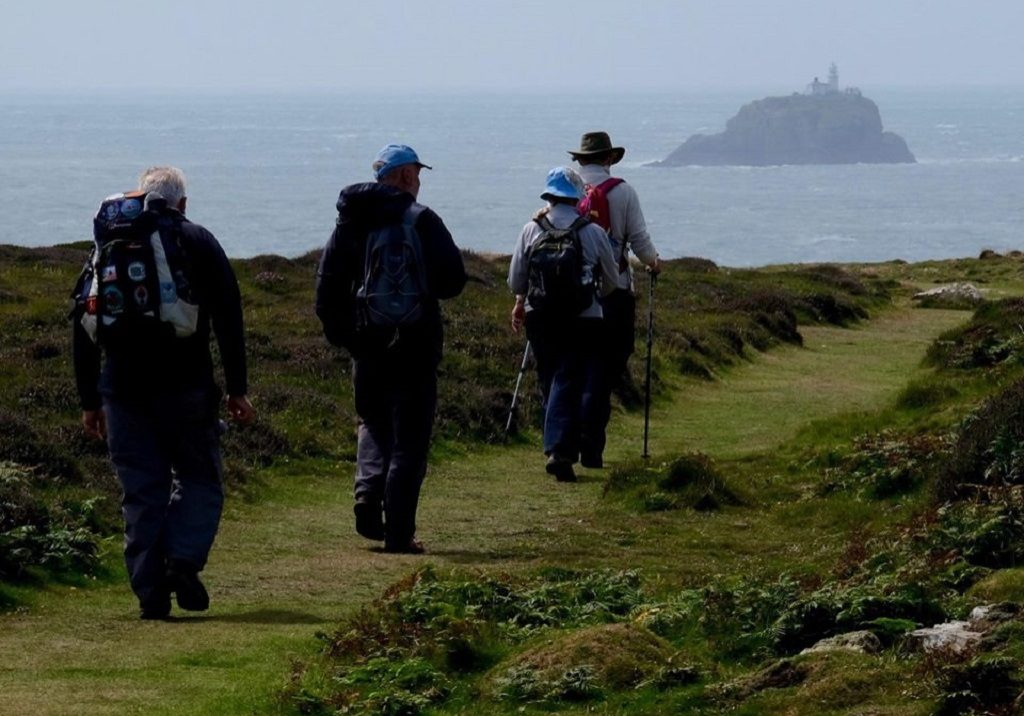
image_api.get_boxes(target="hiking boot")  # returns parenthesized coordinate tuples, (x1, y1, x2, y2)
(545, 455, 577, 482)
(139, 593, 171, 620)
(580, 453, 603, 469)
(353, 497, 385, 541)
(384, 536, 425, 554)
(166, 560, 209, 612)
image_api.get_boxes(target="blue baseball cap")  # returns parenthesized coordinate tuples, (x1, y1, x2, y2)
(372, 144, 432, 180)
(541, 166, 584, 201)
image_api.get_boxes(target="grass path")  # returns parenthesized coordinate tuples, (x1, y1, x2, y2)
(0, 304, 966, 715)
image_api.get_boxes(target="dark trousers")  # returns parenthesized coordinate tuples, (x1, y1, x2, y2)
(104, 389, 223, 607)
(352, 349, 437, 549)
(526, 314, 609, 461)
(601, 288, 637, 384)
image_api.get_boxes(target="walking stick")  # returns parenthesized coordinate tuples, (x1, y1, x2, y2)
(642, 272, 656, 459)
(505, 340, 532, 434)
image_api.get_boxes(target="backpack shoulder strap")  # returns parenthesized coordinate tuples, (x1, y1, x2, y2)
(596, 177, 625, 192)
(533, 214, 555, 233)
(568, 215, 591, 232)
(404, 202, 427, 228)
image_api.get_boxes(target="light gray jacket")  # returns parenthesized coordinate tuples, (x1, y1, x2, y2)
(508, 203, 618, 319)
(577, 164, 659, 291)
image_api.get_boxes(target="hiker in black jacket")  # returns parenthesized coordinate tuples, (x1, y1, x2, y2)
(316, 144, 466, 554)
(72, 166, 256, 620)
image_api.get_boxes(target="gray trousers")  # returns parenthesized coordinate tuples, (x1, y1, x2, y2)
(352, 352, 437, 549)
(104, 389, 223, 607)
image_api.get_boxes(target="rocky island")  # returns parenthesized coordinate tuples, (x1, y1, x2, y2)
(656, 65, 915, 167)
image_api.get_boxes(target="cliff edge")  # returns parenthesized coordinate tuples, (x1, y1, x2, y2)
(655, 92, 915, 167)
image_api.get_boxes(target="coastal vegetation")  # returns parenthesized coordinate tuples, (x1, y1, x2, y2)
(2, 242, 1024, 713)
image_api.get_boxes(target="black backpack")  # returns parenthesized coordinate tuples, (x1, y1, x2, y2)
(526, 215, 595, 317)
(356, 203, 429, 330)
(73, 192, 198, 346)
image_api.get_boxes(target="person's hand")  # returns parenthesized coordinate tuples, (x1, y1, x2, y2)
(82, 409, 106, 441)
(511, 299, 526, 334)
(647, 257, 663, 275)
(226, 395, 256, 425)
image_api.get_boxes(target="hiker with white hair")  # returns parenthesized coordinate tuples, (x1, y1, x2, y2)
(508, 167, 618, 482)
(71, 165, 255, 619)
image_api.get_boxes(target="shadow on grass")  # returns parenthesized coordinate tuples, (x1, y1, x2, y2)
(171, 609, 329, 625)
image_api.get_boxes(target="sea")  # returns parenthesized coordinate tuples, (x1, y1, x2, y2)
(1, 87, 1022, 267)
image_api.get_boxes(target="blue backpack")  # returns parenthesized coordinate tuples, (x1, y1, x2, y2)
(356, 203, 429, 330)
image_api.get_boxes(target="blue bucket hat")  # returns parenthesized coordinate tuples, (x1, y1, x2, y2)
(541, 166, 584, 201)
(373, 144, 432, 180)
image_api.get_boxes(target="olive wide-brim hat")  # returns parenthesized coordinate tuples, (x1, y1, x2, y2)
(567, 131, 625, 165)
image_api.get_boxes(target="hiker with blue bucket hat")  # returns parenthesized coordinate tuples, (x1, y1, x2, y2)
(508, 167, 618, 482)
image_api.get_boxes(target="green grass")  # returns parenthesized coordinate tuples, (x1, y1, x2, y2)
(0, 296, 970, 714)
(5, 247, 1024, 714)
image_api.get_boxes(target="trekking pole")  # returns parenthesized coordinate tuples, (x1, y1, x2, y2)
(505, 340, 532, 434)
(642, 272, 657, 459)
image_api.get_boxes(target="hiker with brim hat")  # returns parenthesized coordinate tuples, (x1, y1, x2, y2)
(569, 131, 662, 462)
(507, 167, 618, 482)
(568, 131, 626, 166)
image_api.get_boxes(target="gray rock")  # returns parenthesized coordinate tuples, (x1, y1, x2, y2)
(800, 630, 882, 655)
(912, 282, 984, 306)
(905, 604, 1022, 654)
(969, 602, 1021, 631)
(655, 92, 915, 167)
(905, 621, 983, 653)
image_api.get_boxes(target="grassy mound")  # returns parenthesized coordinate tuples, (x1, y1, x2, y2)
(927, 297, 1024, 370)
(937, 378, 1024, 500)
(605, 453, 745, 512)
(284, 568, 649, 714)
(820, 430, 951, 499)
(488, 623, 676, 702)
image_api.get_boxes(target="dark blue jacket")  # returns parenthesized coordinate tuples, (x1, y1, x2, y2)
(315, 182, 466, 362)
(72, 210, 247, 410)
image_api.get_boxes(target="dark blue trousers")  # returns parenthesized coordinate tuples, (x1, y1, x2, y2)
(526, 314, 610, 462)
(104, 389, 223, 607)
(352, 349, 437, 549)
(600, 288, 636, 383)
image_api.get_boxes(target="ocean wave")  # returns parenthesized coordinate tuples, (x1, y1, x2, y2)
(797, 233, 858, 246)
(915, 156, 1024, 165)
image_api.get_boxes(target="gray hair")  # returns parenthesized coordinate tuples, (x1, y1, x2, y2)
(138, 166, 187, 207)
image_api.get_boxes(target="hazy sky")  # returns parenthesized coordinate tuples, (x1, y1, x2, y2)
(3, 1, 1022, 92)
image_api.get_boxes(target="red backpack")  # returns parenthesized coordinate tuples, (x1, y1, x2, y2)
(578, 177, 626, 269)
(578, 177, 624, 231)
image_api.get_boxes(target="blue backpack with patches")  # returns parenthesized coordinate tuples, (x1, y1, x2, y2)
(74, 192, 198, 346)
(356, 203, 429, 332)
